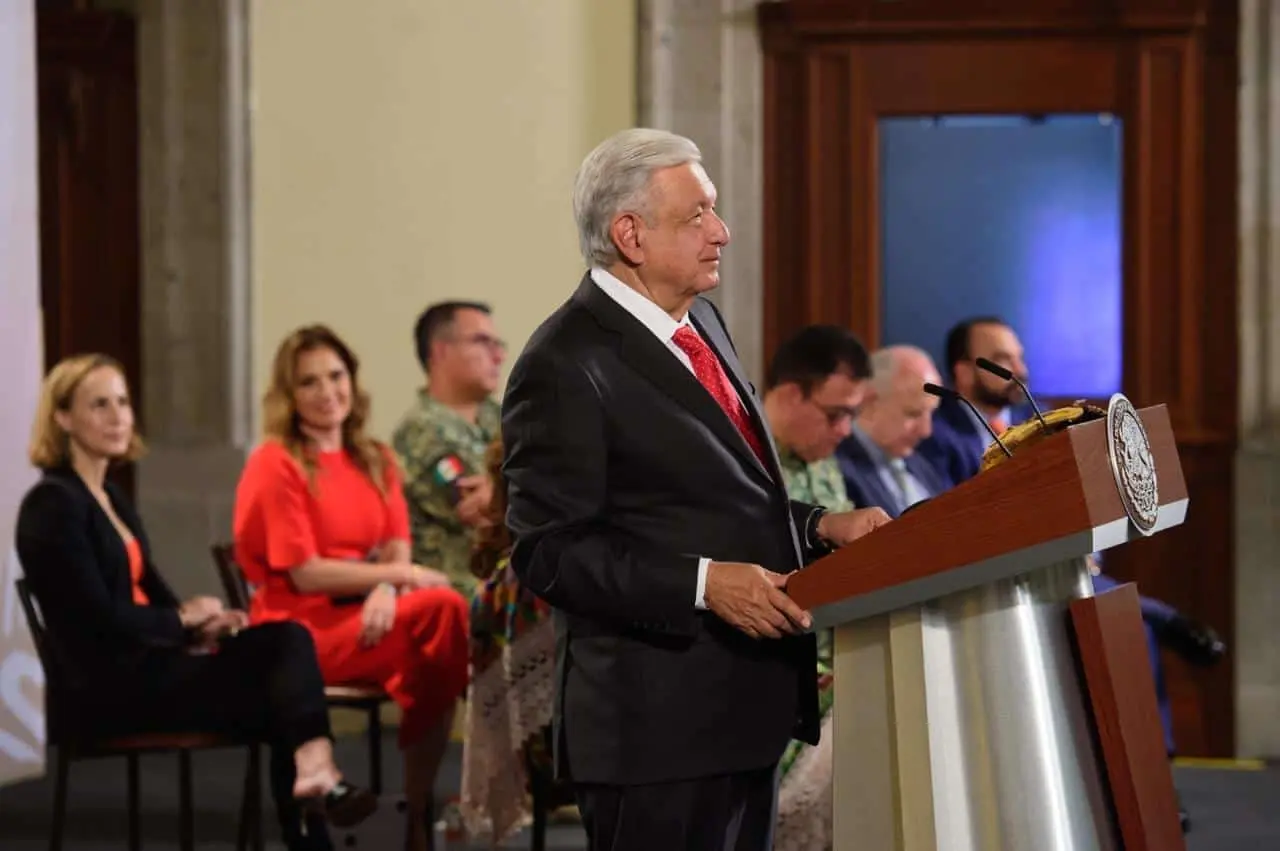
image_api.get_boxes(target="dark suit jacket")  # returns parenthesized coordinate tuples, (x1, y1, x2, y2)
(14, 466, 184, 687)
(916, 395, 989, 488)
(918, 397, 1037, 488)
(501, 274, 823, 786)
(835, 436, 950, 519)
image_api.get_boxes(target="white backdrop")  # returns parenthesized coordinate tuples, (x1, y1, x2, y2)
(0, 0, 47, 787)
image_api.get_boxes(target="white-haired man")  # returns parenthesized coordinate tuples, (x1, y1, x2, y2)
(500, 128, 890, 850)
(835, 345, 951, 518)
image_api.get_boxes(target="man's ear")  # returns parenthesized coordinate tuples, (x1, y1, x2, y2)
(610, 212, 645, 266)
(430, 337, 450, 367)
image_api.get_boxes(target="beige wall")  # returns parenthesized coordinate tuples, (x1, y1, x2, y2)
(250, 0, 637, 440)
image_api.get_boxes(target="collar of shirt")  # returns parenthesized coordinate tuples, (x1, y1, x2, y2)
(957, 393, 1010, 434)
(772, 436, 805, 472)
(590, 267, 693, 344)
(850, 421, 895, 469)
(414, 387, 498, 436)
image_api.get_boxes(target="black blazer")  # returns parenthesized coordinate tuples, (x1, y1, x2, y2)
(502, 274, 823, 786)
(14, 466, 184, 684)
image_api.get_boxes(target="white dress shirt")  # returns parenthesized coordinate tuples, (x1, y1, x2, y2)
(589, 267, 725, 610)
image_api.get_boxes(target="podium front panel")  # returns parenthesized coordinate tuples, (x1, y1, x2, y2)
(831, 557, 1119, 851)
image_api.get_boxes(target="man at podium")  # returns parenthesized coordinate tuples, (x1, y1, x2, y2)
(501, 128, 890, 851)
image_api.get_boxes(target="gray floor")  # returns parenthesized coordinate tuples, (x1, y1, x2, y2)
(0, 731, 1271, 849)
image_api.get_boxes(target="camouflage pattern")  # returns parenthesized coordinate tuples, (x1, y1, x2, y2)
(776, 444, 854, 514)
(391, 388, 501, 598)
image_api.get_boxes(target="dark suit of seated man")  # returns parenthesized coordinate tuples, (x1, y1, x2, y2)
(835, 346, 949, 518)
(916, 317, 1033, 488)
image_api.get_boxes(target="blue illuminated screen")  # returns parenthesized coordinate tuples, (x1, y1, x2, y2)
(878, 114, 1122, 399)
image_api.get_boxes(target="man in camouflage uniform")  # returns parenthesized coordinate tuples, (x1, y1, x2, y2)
(392, 301, 506, 598)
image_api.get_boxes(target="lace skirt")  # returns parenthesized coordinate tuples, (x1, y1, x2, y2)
(458, 559, 556, 844)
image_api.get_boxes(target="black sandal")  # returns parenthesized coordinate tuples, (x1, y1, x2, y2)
(298, 780, 379, 831)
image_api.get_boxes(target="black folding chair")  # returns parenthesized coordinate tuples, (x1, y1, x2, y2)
(210, 543, 392, 794)
(15, 577, 264, 851)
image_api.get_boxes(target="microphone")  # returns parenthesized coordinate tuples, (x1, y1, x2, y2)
(923, 383, 1013, 457)
(974, 357, 1048, 430)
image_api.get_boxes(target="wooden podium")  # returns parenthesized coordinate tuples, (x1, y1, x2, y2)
(788, 402, 1188, 851)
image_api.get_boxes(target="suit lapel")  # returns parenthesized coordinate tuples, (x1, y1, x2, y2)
(576, 278, 773, 485)
(847, 443, 903, 517)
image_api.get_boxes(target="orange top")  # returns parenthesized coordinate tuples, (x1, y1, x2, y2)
(232, 440, 411, 629)
(125, 537, 149, 605)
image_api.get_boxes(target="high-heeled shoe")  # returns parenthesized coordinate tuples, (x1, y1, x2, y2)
(298, 780, 379, 829)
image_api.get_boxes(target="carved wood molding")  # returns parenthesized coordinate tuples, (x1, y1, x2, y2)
(761, 0, 1220, 39)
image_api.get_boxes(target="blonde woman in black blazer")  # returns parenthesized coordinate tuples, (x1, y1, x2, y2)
(14, 354, 376, 850)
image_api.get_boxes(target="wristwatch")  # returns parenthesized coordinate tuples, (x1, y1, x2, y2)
(803, 507, 832, 556)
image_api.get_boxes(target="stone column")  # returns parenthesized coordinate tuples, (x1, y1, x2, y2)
(108, 0, 254, 597)
(638, 0, 768, 382)
(1235, 0, 1280, 760)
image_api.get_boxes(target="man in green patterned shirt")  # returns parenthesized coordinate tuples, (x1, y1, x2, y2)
(762, 325, 871, 806)
(762, 323, 871, 681)
(761, 325, 872, 515)
(392, 301, 506, 597)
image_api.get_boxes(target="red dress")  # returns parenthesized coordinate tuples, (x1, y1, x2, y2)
(233, 439, 469, 747)
(125, 538, 149, 605)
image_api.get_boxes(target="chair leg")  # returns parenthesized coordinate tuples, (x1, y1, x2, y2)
(236, 746, 253, 851)
(49, 747, 69, 851)
(127, 752, 141, 851)
(368, 704, 383, 795)
(250, 744, 264, 851)
(236, 743, 265, 851)
(529, 771, 547, 851)
(178, 750, 194, 851)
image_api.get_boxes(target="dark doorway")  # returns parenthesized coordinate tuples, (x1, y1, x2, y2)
(36, 4, 141, 496)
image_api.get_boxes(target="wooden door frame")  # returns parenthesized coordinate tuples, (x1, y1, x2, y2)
(36, 8, 142, 496)
(758, 0, 1238, 757)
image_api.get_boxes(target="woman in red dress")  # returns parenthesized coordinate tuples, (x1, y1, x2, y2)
(233, 324, 469, 851)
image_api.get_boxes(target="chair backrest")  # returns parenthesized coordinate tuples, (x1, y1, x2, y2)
(14, 578, 54, 680)
(209, 542, 252, 610)
(14, 577, 74, 741)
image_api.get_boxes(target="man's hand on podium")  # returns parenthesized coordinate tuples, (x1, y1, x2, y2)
(816, 506, 892, 547)
(704, 561, 813, 640)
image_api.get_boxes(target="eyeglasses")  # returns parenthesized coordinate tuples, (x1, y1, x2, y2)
(810, 400, 859, 426)
(454, 333, 507, 353)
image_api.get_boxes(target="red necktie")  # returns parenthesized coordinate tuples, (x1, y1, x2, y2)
(671, 325, 768, 467)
